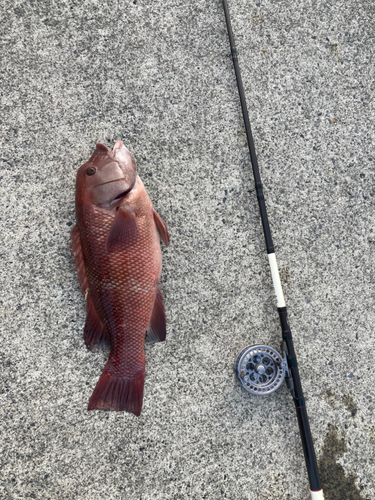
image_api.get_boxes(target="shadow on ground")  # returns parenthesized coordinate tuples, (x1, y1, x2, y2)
(319, 424, 364, 500)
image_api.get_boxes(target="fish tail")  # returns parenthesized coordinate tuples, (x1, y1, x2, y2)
(87, 364, 145, 416)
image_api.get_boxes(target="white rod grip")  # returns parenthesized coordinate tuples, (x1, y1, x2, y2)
(268, 253, 286, 308)
(311, 490, 324, 499)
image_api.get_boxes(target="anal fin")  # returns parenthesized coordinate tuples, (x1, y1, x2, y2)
(146, 288, 166, 343)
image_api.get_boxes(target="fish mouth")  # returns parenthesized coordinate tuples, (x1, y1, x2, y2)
(94, 177, 137, 208)
(112, 186, 133, 202)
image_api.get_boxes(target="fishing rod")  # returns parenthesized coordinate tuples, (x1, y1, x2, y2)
(221, 1, 324, 499)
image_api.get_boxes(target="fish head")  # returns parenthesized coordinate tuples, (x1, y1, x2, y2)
(75, 141, 137, 208)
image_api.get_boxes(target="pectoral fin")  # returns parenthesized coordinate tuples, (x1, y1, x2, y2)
(146, 288, 166, 343)
(153, 209, 169, 246)
(105, 207, 139, 253)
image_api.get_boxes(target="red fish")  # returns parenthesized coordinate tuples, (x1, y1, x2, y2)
(70, 141, 169, 415)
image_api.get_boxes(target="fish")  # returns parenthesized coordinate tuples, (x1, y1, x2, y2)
(70, 141, 169, 415)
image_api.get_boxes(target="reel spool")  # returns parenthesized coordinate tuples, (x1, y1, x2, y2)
(235, 345, 288, 395)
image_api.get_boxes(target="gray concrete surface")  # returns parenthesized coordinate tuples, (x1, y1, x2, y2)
(1, 0, 374, 499)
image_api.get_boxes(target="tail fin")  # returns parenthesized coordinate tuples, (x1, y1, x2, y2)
(87, 366, 145, 416)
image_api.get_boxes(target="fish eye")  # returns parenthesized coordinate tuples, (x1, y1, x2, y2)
(86, 166, 97, 176)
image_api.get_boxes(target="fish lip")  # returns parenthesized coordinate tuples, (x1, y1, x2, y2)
(112, 140, 126, 155)
(93, 177, 127, 188)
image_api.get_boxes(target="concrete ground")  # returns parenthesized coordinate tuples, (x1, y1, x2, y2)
(1, 0, 374, 499)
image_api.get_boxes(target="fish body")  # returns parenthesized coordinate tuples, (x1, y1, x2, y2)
(71, 141, 169, 415)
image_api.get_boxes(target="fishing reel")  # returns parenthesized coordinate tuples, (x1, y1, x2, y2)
(235, 344, 289, 395)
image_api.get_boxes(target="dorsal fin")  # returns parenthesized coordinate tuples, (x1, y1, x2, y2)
(84, 292, 109, 350)
(70, 224, 89, 294)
